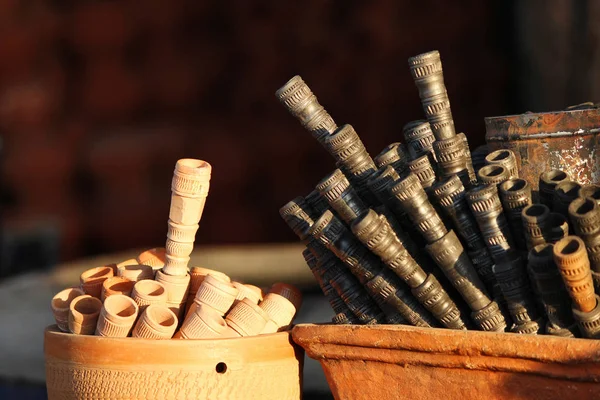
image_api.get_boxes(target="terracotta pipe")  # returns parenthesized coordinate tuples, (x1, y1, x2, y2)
(117, 264, 154, 282)
(155, 269, 190, 320)
(101, 277, 135, 302)
(226, 298, 270, 337)
(178, 303, 227, 339)
(51, 287, 85, 332)
(136, 247, 166, 270)
(95, 294, 139, 337)
(259, 293, 297, 333)
(163, 158, 212, 277)
(79, 266, 114, 299)
(553, 236, 596, 313)
(131, 280, 168, 313)
(485, 149, 518, 179)
(187, 274, 238, 317)
(187, 267, 231, 308)
(232, 282, 262, 304)
(132, 304, 178, 339)
(269, 283, 302, 310)
(68, 295, 102, 335)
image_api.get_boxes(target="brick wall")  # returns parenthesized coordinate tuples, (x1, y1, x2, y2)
(0, 1, 515, 262)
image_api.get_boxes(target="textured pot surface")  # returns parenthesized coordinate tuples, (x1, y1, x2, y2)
(484, 108, 600, 189)
(293, 323, 600, 400)
(45, 325, 303, 400)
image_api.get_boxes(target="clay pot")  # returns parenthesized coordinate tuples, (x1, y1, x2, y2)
(79, 265, 114, 299)
(101, 276, 135, 302)
(132, 304, 178, 339)
(95, 294, 139, 337)
(293, 323, 600, 400)
(117, 264, 154, 282)
(51, 287, 85, 332)
(45, 326, 303, 400)
(68, 295, 102, 335)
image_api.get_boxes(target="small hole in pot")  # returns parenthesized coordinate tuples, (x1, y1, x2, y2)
(216, 362, 227, 374)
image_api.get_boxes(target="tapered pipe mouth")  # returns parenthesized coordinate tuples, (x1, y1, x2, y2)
(571, 197, 595, 216)
(175, 159, 212, 176)
(486, 149, 511, 162)
(556, 181, 581, 196)
(80, 266, 113, 283)
(556, 237, 582, 255)
(479, 164, 507, 178)
(524, 204, 548, 217)
(580, 185, 600, 200)
(133, 280, 166, 298)
(104, 277, 135, 293)
(146, 305, 177, 328)
(544, 170, 568, 183)
(70, 295, 102, 320)
(104, 295, 138, 320)
(501, 178, 527, 192)
(52, 288, 84, 311)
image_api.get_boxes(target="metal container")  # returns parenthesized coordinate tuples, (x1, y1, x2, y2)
(485, 108, 600, 189)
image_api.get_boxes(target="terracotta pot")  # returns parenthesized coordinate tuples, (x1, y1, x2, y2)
(485, 108, 600, 189)
(44, 325, 303, 400)
(293, 323, 600, 400)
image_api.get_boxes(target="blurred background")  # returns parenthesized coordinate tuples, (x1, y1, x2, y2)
(1, 0, 599, 274)
(1, 0, 600, 397)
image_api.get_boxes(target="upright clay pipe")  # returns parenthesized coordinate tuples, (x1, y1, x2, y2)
(163, 158, 212, 276)
(310, 210, 438, 327)
(155, 269, 191, 320)
(275, 75, 338, 143)
(51, 287, 85, 332)
(279, 196, 386, 324)
(485, 149, 518, 179)
(569, 197, 600, 291)
(403, 120, 437, 164)
(324, 124, 380, 206)
(553, 236, 600, 338)
(374, 142, 409, 172)
(131, 280, 168, 314)
(101, 276, 135, 302)
(132, 304, 178, 339)
(95, 294, 139, 337)
(68, 295, 102, 335)
(352, 210, 469, 330)
(539, 170, 569, 208)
